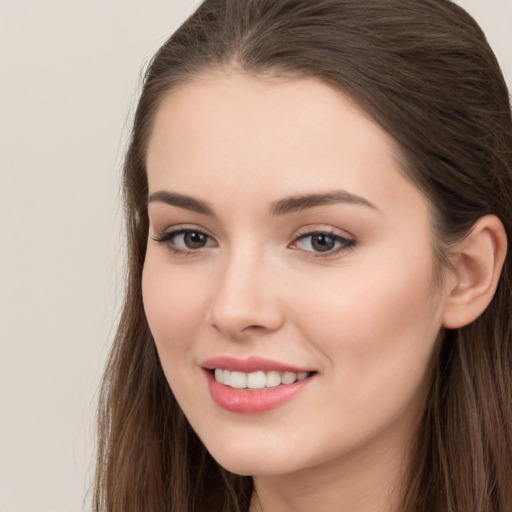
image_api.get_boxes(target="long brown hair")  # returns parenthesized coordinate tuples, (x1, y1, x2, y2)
(94, 1, 512, 510)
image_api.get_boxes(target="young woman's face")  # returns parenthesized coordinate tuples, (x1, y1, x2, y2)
(143, 74, 447, 478)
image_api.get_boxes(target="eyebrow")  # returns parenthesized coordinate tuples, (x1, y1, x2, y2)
(147, 189, 377, 216)
(147, 190, 214, 215)
(270, 190, 377, 216)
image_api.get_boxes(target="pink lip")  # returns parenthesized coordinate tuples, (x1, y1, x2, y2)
(201, 356, 316, 414)
(201, 356, 312, 373)
(204, 371, 314, 413)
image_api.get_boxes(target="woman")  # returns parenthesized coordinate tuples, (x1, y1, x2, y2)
(94, 1, 512, 511)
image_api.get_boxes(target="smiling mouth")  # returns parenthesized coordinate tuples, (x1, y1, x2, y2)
(213, 369, 313, 390)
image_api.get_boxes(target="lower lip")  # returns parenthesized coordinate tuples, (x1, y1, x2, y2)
(205, 370, 314, 413)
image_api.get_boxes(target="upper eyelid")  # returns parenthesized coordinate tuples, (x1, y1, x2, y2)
(292, 224, 356, 240)
(152, 224, 214, 237)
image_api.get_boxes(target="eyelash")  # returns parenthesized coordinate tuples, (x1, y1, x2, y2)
(152, 227, 356, 258)
(152, 228, 215, 256)
(292, 230, 356, 258)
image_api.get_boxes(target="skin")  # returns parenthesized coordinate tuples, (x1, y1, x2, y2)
(142, 73, 452, 512)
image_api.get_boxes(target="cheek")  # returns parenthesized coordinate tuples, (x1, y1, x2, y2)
(281, 258, 442, 459)
(141, 256, 215, 408)
(141, 255, 209, 354)
(293, 248, 442, 402)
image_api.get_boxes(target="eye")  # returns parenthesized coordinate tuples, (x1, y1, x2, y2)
(292, 231, 355, 255)
(152, 228, 216, 253)
(177, 231, 210, 249)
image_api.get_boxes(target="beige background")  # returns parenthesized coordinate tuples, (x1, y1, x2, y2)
(0, 1, 510, 511)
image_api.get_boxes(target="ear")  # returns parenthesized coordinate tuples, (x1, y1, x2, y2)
(442, 215, 507, 329)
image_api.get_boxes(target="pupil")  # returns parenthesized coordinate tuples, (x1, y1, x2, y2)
(312, 234, 335, 252)
(184, 232, 207, 249)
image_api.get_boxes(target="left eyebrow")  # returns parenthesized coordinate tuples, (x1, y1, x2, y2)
(270, 190, 378, 216)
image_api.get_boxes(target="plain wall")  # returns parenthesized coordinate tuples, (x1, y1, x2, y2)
(0, 1, 510, 511)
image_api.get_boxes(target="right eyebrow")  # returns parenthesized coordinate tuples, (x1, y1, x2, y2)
(147, 191, 214, 216)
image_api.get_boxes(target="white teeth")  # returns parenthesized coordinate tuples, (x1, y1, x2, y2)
(230, 371, 247, 389)
(266, 371, 281, 388)
(247, 371, 266, 389)
(281, 372, 297, 385)
(213, 369, 310, 389)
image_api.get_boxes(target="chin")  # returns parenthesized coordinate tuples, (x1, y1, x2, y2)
(202, 436, 303, 477)
(213, 455, 297, 477)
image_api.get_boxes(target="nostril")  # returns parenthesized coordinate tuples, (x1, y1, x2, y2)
(243, 324, 266, 332)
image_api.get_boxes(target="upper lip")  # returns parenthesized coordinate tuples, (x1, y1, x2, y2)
(201, 356, 313, 374)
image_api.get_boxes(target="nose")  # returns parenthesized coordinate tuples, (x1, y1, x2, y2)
(207, 249, 285, 340)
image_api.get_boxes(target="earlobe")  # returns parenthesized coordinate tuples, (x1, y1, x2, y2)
(442, 215, 507, 329)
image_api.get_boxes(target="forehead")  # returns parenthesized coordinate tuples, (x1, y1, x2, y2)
(146, 72, 426, 221)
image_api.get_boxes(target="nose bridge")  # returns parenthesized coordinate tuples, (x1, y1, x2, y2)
(208, 242, 283, 338)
